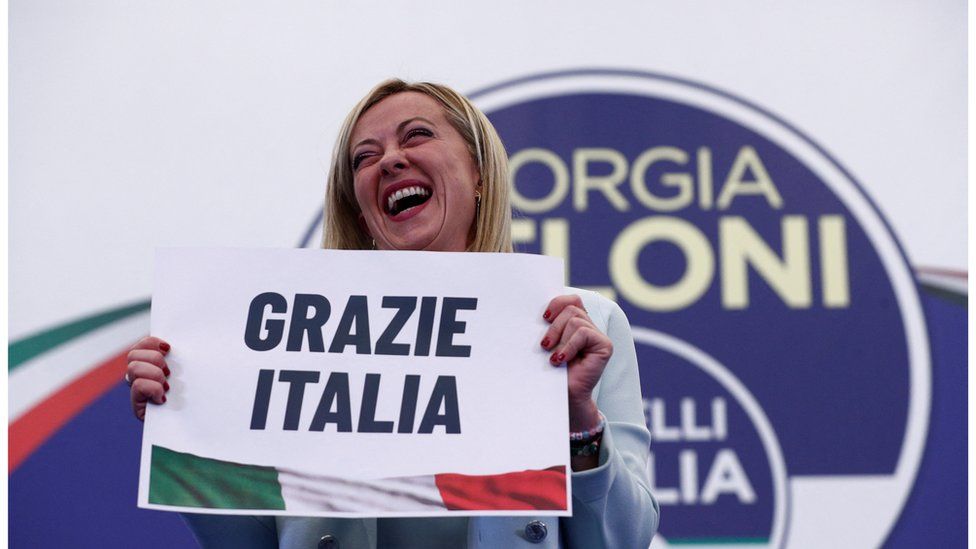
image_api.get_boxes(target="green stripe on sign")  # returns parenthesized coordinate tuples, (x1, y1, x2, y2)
(149, 445, 285, 510)
(8, 299, 151, 371)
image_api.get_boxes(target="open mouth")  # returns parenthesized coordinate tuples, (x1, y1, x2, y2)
(385, 185, 432, 217)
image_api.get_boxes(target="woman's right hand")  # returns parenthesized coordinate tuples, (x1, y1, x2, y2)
(127, 336, 171, 421)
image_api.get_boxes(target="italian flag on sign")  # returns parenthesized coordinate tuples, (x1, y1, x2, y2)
(148, 446, 568, 513)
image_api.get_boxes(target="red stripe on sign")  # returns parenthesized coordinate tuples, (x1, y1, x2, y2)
(434, 465, 567, 511)
(9, 348, 130, 473)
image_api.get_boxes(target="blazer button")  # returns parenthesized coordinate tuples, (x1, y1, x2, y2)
(524, 520, 548, 543)
(318, 534, 339, 549)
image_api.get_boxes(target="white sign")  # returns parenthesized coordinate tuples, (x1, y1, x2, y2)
(138, 248, 571, 517)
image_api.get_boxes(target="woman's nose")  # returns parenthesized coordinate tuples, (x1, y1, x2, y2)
(379, 149, 409, 176)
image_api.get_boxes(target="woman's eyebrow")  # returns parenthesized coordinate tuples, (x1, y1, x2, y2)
(396, 116, 436, 133)
(351, 117, 437, 153)
(351, 137, 379, 152)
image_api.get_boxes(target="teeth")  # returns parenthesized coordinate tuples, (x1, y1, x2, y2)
(387, 186, 430, 214)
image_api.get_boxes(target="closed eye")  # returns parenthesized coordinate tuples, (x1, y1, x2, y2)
(405, 127, 433, 141)
(352, 151, 375, 170)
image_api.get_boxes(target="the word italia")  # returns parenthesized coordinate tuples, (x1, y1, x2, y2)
(250, 371, 462, 434)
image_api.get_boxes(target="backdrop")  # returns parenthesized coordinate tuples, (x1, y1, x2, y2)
(9, 2, 967, 547)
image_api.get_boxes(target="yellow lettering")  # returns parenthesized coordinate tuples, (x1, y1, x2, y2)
(720, 216, 810, 308)
(573, 148, 629, 212)
(510, 219, 536, 246)
(697, 147, 714, 210)
(819, 215, 850, 307)
(630, 147, 694, 212)
(610, 217, 714, 312)
(509, 148, 569, 213)
(716, 146, 782, 209)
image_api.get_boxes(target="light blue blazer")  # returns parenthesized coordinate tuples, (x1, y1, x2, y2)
(183, 289, 659, 548)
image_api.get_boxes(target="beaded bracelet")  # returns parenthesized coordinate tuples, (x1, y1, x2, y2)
(570, 440, 601, 457)
(569, 411, 606, 443)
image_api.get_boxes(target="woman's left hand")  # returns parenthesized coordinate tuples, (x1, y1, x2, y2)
(541, 294, 612, 432)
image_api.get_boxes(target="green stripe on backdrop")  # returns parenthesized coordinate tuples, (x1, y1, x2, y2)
(919, 283, 967, 307)
(149, 445, 285, 510)
(8, 299, 151, 371)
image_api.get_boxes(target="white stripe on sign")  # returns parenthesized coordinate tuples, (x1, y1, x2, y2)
(278, 469, 447, 513)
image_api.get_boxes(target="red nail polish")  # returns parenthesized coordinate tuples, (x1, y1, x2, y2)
(550, 352, 560, 363)
(543, 310, 551, 320)
(541, 338, 550, 348)
(160, 342, 171, 352)
(163, 381, 170, 391)
(163, 367, 171, 377)
(162, 395, 167, 403)
(556, 353, 566, 362)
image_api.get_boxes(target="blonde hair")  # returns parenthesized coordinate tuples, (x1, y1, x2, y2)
(322, 79, 513, 253)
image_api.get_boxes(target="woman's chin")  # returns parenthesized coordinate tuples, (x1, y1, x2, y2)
(375, 205, 473, 252)
(377, 213, 452, 251)
(380, 233, 468, 253)
(376, 232, 437, 252)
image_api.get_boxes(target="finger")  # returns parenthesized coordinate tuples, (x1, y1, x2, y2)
(550, 324, 613, 366)
(128, 361, 170, 387)
(541, 305, 592, 350)
(130, 336, 171, 355)
(126, 354, 170, 379)
(131, 378, 166, 417)
(549, 316, 596, 364)
(127, 349, 169, 374)
(543, 294, 585, 323)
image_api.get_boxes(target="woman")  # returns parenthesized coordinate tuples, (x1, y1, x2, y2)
(128, 79, 659, 548)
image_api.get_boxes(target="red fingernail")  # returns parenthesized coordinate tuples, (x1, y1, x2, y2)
(163, 367, 171, 377)
(163, 381, 170, 391)
(556, 353, 566, 362)
(160, 342, 171, 352)
(162, 395, 167, 403)
(541, 338, 550, 348)
(543, 310, 551, 320)
(550, 352, 560, 363)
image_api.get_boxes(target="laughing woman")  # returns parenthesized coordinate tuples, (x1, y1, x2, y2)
(127, 79, 659, 548)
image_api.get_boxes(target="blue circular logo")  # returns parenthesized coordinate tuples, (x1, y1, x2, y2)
(472, 69, 929, 548)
